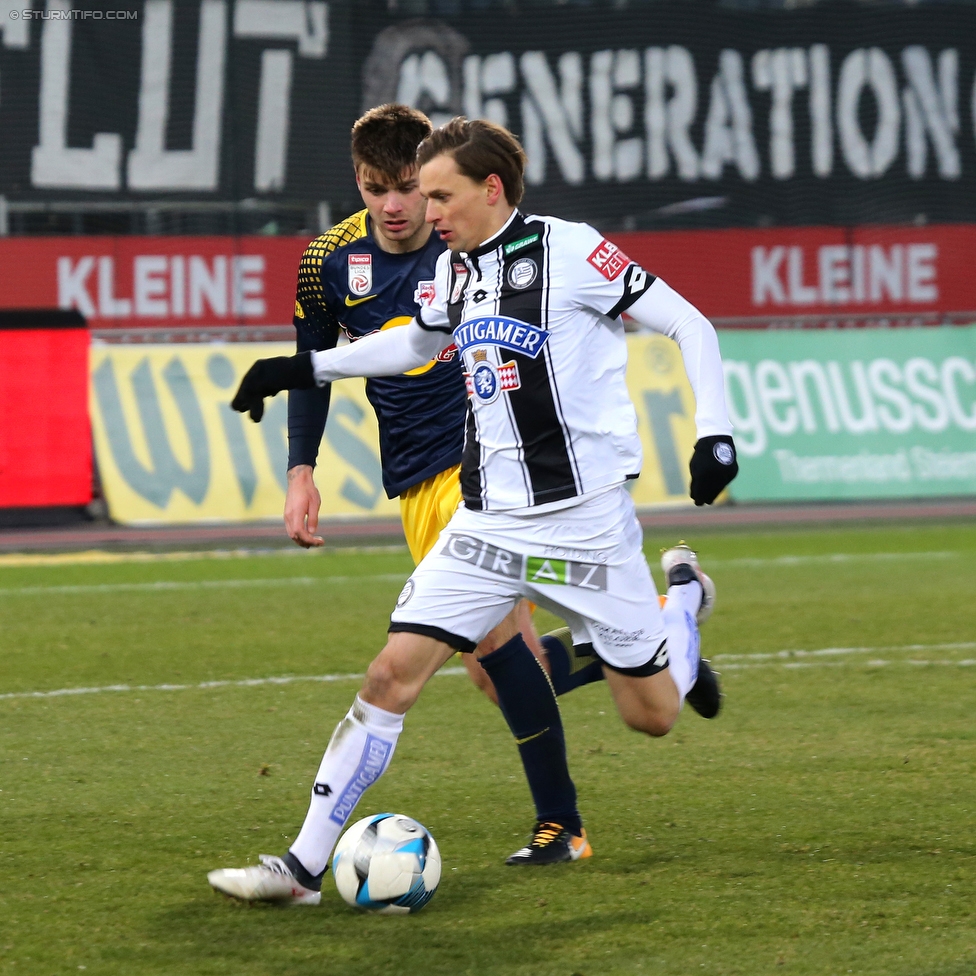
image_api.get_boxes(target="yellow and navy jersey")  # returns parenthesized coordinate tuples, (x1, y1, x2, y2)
(287, 210, 465, 498)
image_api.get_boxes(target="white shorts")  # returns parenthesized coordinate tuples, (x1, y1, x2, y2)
(389, 485, 668, 672)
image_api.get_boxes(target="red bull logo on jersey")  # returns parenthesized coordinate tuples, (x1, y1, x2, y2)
(453, 315, 550, 359)
(414, 279, 436, 306)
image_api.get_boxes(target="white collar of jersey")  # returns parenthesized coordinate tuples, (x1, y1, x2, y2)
(463, 209, 523, 261)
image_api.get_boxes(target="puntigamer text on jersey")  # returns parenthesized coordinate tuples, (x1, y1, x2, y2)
(452, 316, 551, 359)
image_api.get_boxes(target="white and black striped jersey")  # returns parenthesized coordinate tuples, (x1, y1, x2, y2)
(416, 211, 657, 513)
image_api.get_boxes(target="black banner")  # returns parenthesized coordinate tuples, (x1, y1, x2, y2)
(1, 1, 975, 230)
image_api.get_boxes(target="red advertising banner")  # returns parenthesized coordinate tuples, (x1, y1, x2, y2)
(0, 237, 307, 330)
(0, 319, 91, 507)
(612, 224, 976, 323)
(0, 226, 973, 328)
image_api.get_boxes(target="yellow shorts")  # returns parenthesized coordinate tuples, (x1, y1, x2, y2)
(399, 465, 463, 565)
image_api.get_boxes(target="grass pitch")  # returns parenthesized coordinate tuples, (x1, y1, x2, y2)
(1, 522, 974, 976)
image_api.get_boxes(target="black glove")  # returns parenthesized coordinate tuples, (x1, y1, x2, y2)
(689, 435, 738, 506)
(231, 352, 315, 422)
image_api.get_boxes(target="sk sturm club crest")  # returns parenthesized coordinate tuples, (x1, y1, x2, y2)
(464, 349, 521, 405)
(348, 253, 373, 296)
(507, 258, 537, 290)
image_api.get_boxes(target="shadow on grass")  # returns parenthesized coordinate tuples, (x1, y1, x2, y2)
(133, 887, 659, 976)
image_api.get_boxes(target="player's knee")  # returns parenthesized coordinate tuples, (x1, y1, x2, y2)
(462, 653, 499, 706)
(620, 703, 677, 737)
(630, 713, 675, 737)
(477, 618, 520, 655)
(362, 656, 418, 713)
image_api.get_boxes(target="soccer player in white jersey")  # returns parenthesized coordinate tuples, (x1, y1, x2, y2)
(212, 118, 738, 905)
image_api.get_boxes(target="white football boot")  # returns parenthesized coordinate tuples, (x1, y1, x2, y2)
(660, 543, 716, 625)
(660, 542, 722, 718)
(207, 854, 321, 906)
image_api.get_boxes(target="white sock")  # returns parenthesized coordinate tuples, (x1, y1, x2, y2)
(662, 581, 702, 702)
(289, 695, 404, 877)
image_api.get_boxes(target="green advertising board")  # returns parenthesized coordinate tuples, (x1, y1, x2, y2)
(719, 326, 976, 501)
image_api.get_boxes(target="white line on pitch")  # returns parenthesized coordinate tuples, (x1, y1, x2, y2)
(704, 551, 960, 568)
(0, 545, 409, 568)
(723, 659, 976, 671)
(0, 548, 964, 571)
(0, 667, 468, 702)
(712, 642, 976, 662)
(0, 574, 407, 597)
(3, 644, 974, 703)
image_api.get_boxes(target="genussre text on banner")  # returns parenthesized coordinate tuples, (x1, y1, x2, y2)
(89, 338, 701, 525)
(721, 325, 976, 501)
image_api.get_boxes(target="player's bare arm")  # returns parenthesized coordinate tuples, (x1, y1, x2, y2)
(284, 464, 323, 548)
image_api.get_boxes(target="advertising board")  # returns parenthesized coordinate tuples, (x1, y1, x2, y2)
(2, 3, 976, 230)
(721, 325, 976, 500)
(1, 225, 974, 330)
(89, 336, 702, 524)
(0, 312, 91, 508)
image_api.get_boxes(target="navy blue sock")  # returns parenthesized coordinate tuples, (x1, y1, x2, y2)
(282, 850, 326, 891)
(478, 635, 582, 837)
(541, 629, 605, 696)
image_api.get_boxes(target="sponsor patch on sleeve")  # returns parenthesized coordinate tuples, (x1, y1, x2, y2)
(414, 280, 436, 306)
(587, 239, 631, 281)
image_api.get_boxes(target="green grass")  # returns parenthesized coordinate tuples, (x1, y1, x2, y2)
(1, 524, 975, 976)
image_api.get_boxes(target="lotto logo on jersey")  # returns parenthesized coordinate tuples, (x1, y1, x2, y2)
(347, 253, 373, 296)
(587, 240, 631, 281)
(414, 280, 436, 306)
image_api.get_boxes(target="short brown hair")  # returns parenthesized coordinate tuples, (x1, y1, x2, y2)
(417, 117, 526, 207)
(351, 104, 433, 181)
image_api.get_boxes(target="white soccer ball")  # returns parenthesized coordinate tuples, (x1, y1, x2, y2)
(332, 813, 441, 914)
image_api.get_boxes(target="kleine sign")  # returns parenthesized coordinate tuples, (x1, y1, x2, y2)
(0, 226, 973, 327)
(0, 237, 307, 328)
(611, 224, 976, 321)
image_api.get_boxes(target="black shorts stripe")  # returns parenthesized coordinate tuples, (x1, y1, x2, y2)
(498, 226, 579, 506)
(590, 639, 670, 678)
(387, 621, 477, 653)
